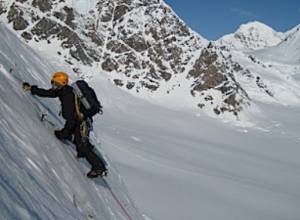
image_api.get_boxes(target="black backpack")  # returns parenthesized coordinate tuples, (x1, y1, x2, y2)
(72, 80, 102, 119)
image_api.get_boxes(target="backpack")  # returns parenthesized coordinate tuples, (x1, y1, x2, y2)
(72, 80, 103, 119)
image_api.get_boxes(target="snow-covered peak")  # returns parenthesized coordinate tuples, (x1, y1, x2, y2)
(216, 21, 284, 51)
(238, 21, 276, 33)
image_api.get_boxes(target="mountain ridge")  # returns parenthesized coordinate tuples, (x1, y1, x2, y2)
(0, 0, 299, 119)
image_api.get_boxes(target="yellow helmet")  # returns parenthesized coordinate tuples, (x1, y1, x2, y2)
(51, 72, 69, 86)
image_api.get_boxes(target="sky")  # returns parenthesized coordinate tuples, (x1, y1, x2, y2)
(164, 0, 300, 40)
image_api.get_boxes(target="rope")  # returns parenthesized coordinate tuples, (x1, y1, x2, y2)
(102, 179, 134, 220)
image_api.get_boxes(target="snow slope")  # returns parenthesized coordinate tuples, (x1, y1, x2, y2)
(0, 23, 143, 220)
(253, 24, 300, 64)
(92, 73, 300, 220)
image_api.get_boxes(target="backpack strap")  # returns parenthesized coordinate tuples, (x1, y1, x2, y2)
(74, 92, 84, 121)
(80, 120, 89, 143)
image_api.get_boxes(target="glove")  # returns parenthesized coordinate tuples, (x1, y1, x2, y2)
(22, 82, 31, 92)
(54, 130, 65, 140)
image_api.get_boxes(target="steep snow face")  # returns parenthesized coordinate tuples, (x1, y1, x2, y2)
(0, 23, 143, 220)
(281, 25, 300, 62)
(265, 25, 300, 63)
(249, 25, 300, 65)
(229, 49, 300, 107)
(216, 21, 284, 51)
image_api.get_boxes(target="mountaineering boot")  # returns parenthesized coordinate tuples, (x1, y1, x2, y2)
(87, 168, 108, 178)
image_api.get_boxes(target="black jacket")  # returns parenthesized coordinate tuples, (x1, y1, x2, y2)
(31, 85, 77, 138)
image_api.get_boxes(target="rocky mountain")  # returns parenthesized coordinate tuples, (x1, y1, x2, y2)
(0, 0, 296, 118)
(187, 43, 251, 116)
(0, 1, 207, 88)
(216, 21, 284, 51)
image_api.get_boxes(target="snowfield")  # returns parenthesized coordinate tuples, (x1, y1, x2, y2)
(95, 78, 300, 220)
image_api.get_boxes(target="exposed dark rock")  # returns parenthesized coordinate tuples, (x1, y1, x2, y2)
(96, 1, 114, 22)
(256, 76, 273, 97)
(107, 40, 130, 53)
(189, 48, 228, 92)
(224, 94, 238, 108)
(31, 17, 61, 38)
(7, 4, 29, 30)
(57, 26, 76, 45)
(124, 34, 148, 52)
(141, 81, 159, 91)
(148, 45, 168, 72)
(21, 31, 33, 40)
(233, 63, 243, 72)
(146, 27, 160, 41)
(87, 48, 100, 62)
(204, 95, 213, 101)
(53, 11, 65, 21)
(146, 67, 160, 80)
(167, 45, 183, 72)
(198, 103, 205, 109)
(65, 59, 73, 65)
(177, 22, 190, 37)
(113, 79, 124, 87)
(70, 46, 90, 65)
(159, 71, 172, 81)
(63, 6, 75, 29)
(214, 108, 221, 115)
(31, 17, 95, 65)
(126, 82, 135, 90)
(61, 31, 94, 65)
(113, 5, 129, 21)
(73, 67, 80, 73)
(32, 0, 52, 12)
(88, 31, 104, 46)
(102, 58, 119, 72)
(122, 52, 141, 69)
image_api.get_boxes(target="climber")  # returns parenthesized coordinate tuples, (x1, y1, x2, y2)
(22, 72, 107, 178)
